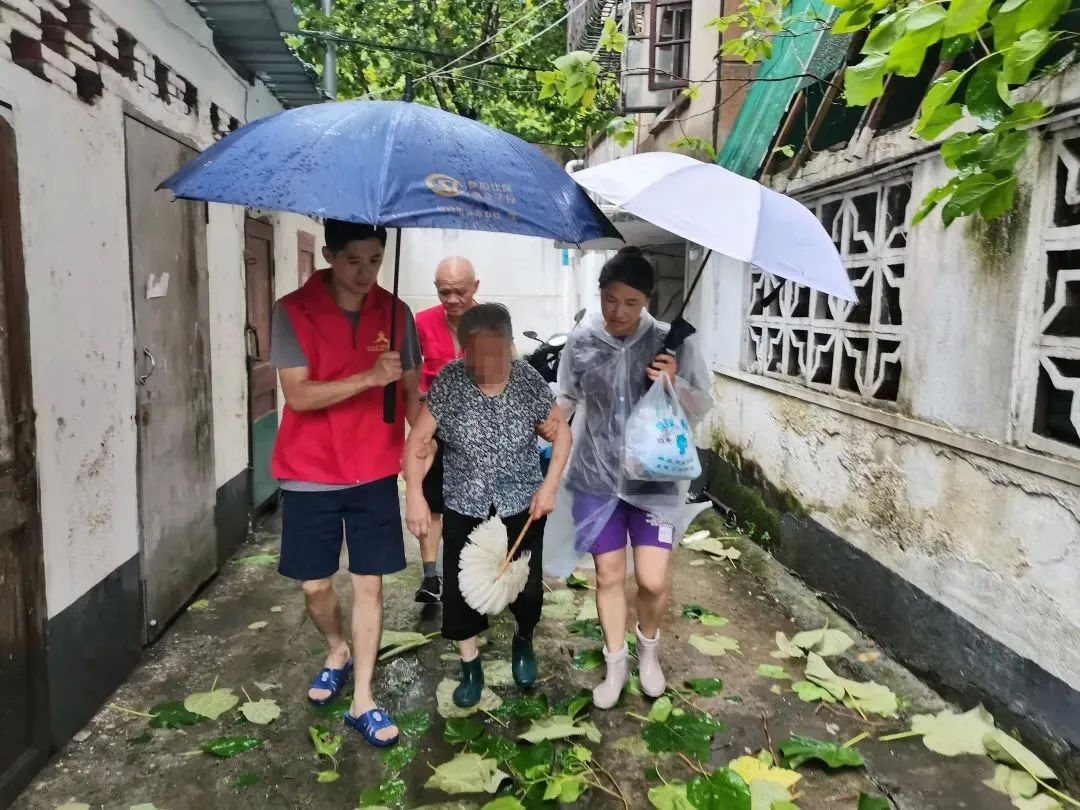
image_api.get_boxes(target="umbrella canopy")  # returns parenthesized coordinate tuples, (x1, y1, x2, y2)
(160, 100, 619, 244)
(571, 151, 856, 302)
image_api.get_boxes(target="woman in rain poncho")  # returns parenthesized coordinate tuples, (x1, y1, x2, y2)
(548, 247, 713, 709)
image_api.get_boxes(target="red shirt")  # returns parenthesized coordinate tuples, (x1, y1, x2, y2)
(271, 271, 407, 485)
(415, 304, 464, 393)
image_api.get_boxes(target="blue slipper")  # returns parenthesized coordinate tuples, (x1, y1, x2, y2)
(344, 707, 399, 748)
(307, 659, 353, 706)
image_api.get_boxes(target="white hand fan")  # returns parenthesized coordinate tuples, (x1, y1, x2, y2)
(458, 516, 534, 615)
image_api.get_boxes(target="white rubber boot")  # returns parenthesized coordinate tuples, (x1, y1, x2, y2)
(592, 643, 630, 710)
(636, 624, 667, 698)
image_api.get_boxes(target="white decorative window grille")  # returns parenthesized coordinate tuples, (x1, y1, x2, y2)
(745, 177, 910, 404)
(1027, 135, 1080, 453)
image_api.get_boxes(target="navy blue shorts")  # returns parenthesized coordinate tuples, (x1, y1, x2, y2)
(278, 476, 406, 581)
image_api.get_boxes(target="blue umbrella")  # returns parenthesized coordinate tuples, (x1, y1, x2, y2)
(160, 100, 620, 419)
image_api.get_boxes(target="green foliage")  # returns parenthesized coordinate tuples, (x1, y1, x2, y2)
(708, 0, 1070, 225)
(199, 735, 263, 758)
(642, 708, 726, 762)
(671, 137, 719, 163)
(292, 0, 617, 144)
(777, 736, 865, 770)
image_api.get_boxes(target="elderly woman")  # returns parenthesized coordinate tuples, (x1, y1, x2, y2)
(552, 247, 712, 709)
(404, 303, 570, 707)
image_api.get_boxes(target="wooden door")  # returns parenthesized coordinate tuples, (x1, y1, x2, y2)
(124, 116, 216, 641)
(0, 113, 48, 807)
(245, 219, 277, 509)
(298, 230, 315, 285)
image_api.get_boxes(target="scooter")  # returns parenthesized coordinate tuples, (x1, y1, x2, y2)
(522, 308, 585, 384)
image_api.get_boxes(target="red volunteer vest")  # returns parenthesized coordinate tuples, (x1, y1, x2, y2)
(415, 304, 464, 393)
(271, 271, 406, 485)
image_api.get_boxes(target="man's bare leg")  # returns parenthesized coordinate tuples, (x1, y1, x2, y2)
(349, 573, 398, 742)
(416, 513, 443, 602)
(302, 578, 351, 702)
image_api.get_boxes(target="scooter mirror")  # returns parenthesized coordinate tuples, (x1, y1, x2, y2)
(523, 331, 539, 340)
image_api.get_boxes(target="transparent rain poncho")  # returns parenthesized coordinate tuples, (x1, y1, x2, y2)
(543, 310, 714, 576)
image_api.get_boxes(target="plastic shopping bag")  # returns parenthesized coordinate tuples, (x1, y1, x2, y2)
(623, 373, 702, 481)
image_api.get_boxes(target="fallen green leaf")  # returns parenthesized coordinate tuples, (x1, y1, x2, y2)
(804, 654, 898, 717)
(689, 634, 740, 656)
(148, 701, 203, 729)
(1013, 795, 1066, 810)
(682, 604, 730, 627)
(729, 755, 801, 790)
(648, 782, 696, 810)
(576, 599, 599, 621)
(380, 743, 419, 773)
(316, 770, 340, 783)
(471, 735, 518, 764)
(512, 738, 554, 779)
(239, 699, 281, 725)
(649, 696, 674, 723)
(563, 690, 593, 720)
(756, 664, 791, 681)
(857, 795, 890, 810)
(983, 730, 1057, 781)
(778, 736, 865, 770)
(309, 725, 342, 760)
(493, 694, 549, 720)
(613, 736, 651, 757)
(55, 804, 91, 810)
(685, 677, 725, 697)
(445, 718, 484, 745)
(187, 599, 209, 612)
(772, 633, 804, 659)
(909, 705, 997, 756)
(518, 716, 590, 743)
(642, 711, 725, 761)
(791, 681, 836, 704)
(436, 678, 502, 718)
(571, 648, 605, 670)
(378, 630, 437, 660)
(200, 734, 263, 758)
(482, 660, 515, 688)
(543, 772, 588, 803)
(248, 621, 268, 630)
(482, 797, 526, 810)
(127, 730, 153, 746)
(426, 753, 507, 794)
(358, 777, 406, 807)
(185, 688, 239, 720)
(790, 626, 854, 657)
(687, 767, 752, 810)
(542, 589, 578, 620)
(396, 709, 431, 737)
(985, 764, 1039, 800)
(750, 778, 794, 810)
(567, 619, 604, 641)
(566, 572, 592, 589)
(308, 694, 351, 721)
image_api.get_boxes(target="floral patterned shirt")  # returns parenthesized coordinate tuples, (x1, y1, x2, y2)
(426, 358, 555, 518)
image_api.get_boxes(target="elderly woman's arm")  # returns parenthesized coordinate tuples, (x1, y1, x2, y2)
(530, 404, 571, 520)
(403, 404, 437, 539)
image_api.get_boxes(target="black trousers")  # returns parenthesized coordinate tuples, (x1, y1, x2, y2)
(442, 508, 545, 642)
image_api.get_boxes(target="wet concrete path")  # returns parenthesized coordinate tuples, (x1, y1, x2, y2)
(15, 501, 1027, 810)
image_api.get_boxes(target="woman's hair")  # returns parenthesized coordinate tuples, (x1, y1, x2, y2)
(598, 246, 656, 296)
(458, 302, 514, 344)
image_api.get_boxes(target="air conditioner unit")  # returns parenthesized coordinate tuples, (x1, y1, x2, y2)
(623, 37, 673, 112)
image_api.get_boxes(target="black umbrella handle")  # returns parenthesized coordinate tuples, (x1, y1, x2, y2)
(383, 229, 403, 424)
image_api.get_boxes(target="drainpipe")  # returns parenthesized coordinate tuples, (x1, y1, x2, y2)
(565, 158, 585, 174)
(322, 0, 337, 99)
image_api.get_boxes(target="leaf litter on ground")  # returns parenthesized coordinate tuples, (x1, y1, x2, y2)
(378, 629, 438, 660)
(789, 624, 855, 657)
(493, 694, 549, 721)
(755, 664, 791, 680)
(239, 697, 281, 725)
(426, 753, 507, 795)
(541, 588, 578, 620)
(567, 618, 604, 641)
(687, 767, 752, 810)
(571, 648, 605, 670)
(682, 604, 729, 627)
(437, 678, 502, 718)
(778, 735, 865, 770)
(200, 735, 263, 758)
(396, 708, 431, 737)
(185, 684, 239, 720)
(641, 707, 725, 762)
(689, 633, 741, 656)
(684, 677, 724, 697)
(148, 701, 203, 729)
(803, 653, 898, 717)
(380, 743, 418, 774)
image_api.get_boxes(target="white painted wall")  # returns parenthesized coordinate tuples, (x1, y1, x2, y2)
(1, 0, 321, 616)
(379, 229, 580, 354)
(706, 120, 1080, 691)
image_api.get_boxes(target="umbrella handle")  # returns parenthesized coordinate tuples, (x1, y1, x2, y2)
(496, 515, 535, 579)
(383, 383, 396, 424)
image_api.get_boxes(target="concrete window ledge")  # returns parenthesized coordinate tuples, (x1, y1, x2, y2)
(714, 366, 1080, 488)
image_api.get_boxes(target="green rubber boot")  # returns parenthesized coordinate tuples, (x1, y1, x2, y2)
(453, 657, 484, 708)
(512, 633, 537, 688)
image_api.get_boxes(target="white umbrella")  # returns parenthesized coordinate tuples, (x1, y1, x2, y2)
(571, 151, 856, 302)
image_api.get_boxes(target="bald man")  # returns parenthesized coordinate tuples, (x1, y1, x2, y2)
(412, 256, 480, 603)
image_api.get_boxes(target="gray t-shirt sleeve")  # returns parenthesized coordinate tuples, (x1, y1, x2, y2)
(270, 303, 308, 369)
(400, 304, 421, 372)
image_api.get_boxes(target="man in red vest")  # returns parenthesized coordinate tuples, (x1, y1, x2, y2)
(270, 219, 422, 748)
(412, 256, 479, 604)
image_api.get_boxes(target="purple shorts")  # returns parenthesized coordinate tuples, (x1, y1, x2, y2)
(572, 493, 675, 556)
